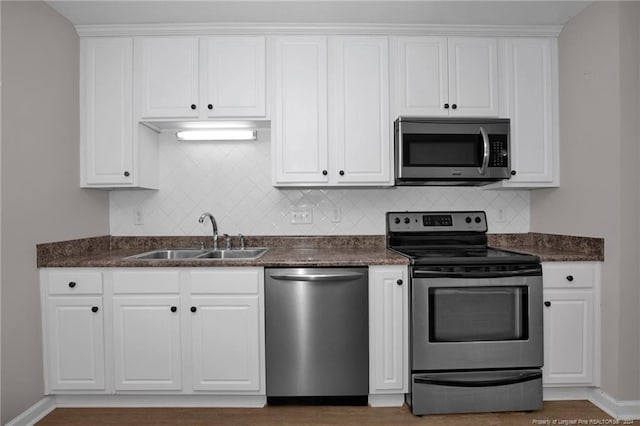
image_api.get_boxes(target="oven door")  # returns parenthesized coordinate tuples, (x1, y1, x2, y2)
(411, 264, 542, 371)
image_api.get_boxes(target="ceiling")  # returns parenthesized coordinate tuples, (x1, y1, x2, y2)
(46, 1, 591, 27)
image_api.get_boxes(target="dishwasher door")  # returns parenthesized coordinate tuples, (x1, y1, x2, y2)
(265, 267, 368, 398)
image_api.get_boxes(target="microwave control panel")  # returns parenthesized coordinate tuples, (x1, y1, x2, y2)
(489, 137, 509, 167)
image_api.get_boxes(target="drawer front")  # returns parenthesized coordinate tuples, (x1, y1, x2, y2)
(542, 262, 596, 289)
(48, 270, 103, 295)
(113, 270, 180, 294)
(190, 268, 261, 294)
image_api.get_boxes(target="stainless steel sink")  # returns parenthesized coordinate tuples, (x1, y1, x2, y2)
(195, 248, 268, 260)
(125, 248, 268, 261)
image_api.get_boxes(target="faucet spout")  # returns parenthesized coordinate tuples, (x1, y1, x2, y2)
(198, 212, 219, 250)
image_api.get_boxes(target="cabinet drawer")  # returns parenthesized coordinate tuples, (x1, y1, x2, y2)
(542, 263, 595, 289)
(113, 270, 180, 294)
(48, 271, 103, 295)
(190, 268, 261, 294)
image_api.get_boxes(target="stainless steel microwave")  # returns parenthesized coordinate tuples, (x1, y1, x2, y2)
(394, 117, 511, 186)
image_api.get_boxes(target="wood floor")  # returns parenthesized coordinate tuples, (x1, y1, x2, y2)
(38, 400, 629, 425)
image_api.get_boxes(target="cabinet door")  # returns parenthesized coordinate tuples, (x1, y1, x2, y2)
(330, 36, 391, 185)
(204, 37, 266, 117)
(392, 36, 448, 116)
(139, 37, 200, 119)
(369, 266, 408, 394)
(448, 37, 499, 116)
(112, 296, 182, 390)
(81, 37, 133, 186)
(272, 36, 329, 185)
(189, 295, 261, 391)
(45, 297, 105, 391)
(502, 38, 558, 187)
(543, 290, 594, 385)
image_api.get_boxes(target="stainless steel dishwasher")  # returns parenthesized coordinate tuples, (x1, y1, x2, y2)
(265, 267, 368, 404)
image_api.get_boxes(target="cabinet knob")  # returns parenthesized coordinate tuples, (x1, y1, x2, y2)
(451, 104, 458, 110)
(124, 171, 130, 177)
(510, 170, 517, 176)
(339, 170, 345, 176)
(566, 275, 574, 282)
(68, 281, 76, 288)
(170, 306, 177, 313)
(191, 306, 197, 313)
(91, 306, 99, 313)
(322, 170, 328, 176)
(544, 301, 551, 307)
(207, 104, 213, 110)
(396, 279, 403, 286)
(444, 103, 450, 109)
(190, 104, 197, 110)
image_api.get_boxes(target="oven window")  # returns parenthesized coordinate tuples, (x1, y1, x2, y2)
(403, 133, 482, 167)
(428, 286, 529, 342)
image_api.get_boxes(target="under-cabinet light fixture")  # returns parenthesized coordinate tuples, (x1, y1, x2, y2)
(176, 129, 257, 141)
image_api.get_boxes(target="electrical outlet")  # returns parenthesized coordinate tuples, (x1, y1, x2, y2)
(496, 208, 507, 223)
(332, 207, 342, 223)
(290, 206, 313, 224)
(133, 207, 144, 226)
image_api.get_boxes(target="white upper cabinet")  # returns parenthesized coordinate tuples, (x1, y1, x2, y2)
(138, 36, 266, 120)
(392, 36, 499, 117)
(499, 37, 559, 188)
(139, 37, 200, 119)
(272, 35, 392, 186)
(81, 37, 159, 189)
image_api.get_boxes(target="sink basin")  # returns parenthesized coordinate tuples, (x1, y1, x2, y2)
(125, 248, 268, 261)
(195, 248, 268, 260)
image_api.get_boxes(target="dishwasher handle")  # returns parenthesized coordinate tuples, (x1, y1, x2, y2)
(269, 272, 364, 282)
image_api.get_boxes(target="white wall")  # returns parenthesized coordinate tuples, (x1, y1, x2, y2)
(530, 1, 640, 401)
(0, 2, 110, 423)
(110, 131, 530, 236)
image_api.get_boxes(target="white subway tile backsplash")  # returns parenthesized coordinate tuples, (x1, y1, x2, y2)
(110, 131, 530, 235)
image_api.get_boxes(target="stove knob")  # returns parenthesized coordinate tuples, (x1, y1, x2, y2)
(465, 217, 472, 223)
(404, 217, 411, 224)
(475, 217, 482, 224)
(394, 217, 401, 224)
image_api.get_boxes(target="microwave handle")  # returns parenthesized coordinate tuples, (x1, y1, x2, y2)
(479, 126, 490, 176)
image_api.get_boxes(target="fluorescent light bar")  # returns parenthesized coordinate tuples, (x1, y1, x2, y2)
(176, 129, 257, 141)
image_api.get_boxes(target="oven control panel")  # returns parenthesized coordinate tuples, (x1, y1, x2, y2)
(386, 211, 487, 233)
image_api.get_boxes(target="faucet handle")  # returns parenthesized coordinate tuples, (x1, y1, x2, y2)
(223, 233, 231, 250)
(239, 233, 245, 250)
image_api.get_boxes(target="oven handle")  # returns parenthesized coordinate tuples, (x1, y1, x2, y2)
(414, 370, 542, 388)
(479, 126, 490, 176)
(413, 268, 541, 279)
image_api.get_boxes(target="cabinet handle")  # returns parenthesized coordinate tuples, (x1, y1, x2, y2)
(191, 306, 197, 313)
(207, 104, 213, 110)
(68, 281, 76, 288)
(339, 170, 345, 176)
(396, 279, 403, 286)
(190, 104, 197, 110)
(91, 306, 99, 313)
(322, 170, 328, 176)
(124, 171, 130, 177)
(444, 103, 450, 109)
(170, 306, 177, 313)
(544, 301, 551, 307)
(510, 170, 517, 176)
(451, 104, 457, 110)
(566, 275, 574, 282)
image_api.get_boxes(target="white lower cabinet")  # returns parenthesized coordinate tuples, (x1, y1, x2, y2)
(41, 267, 265, 397)
(542, 262, 600, 387)
(41, 270, 106, 393)
(368, 265, 408, 405)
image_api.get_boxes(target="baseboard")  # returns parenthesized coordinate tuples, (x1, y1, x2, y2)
(5, 396, 56, 426)
(368, 393, 405, 407)
(589, 388, 640, 421)
(544, 387, 640, 421)
(55, 394, 267, 408)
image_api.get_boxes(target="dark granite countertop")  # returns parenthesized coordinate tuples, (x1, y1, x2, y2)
(37, 233, 604, 268)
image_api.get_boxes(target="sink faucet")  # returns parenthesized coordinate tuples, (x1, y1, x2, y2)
(198, 212, 218, 250)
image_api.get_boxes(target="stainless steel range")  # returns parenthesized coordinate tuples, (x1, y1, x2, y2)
(386, 211, 543, 415)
